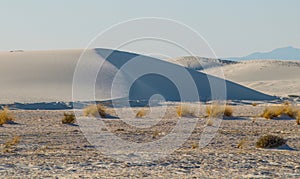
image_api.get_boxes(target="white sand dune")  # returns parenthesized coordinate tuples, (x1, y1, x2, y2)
(165, 56, 237, 71)
(0, 49, 82, 104)
(170, 57, 300, 97)
(0, 49, 275, 106)
(204, 60, 300, 97)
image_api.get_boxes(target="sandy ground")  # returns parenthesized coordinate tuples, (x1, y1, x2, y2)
(0, 104, 299, 178)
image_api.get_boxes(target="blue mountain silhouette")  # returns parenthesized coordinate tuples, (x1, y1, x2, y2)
(229, 46, 300, 60)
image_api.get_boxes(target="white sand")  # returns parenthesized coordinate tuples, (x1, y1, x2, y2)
(0, 49, 275, 105)
(205, 60, 300, 97)
(170, 57, 300, 97)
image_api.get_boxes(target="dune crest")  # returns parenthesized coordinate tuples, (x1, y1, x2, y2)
(0, 49, 276, 106)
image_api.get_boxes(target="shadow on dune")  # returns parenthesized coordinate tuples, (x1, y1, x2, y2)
(94, 48, 277, 107)
(3, 48, 278, 110)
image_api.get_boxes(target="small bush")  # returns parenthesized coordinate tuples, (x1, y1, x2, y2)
(256, 135, 286, 148)
(0, 107, 15, 126)
(251, 103, 258, 106)
(261, 107, 282, 119)
(83, 104, 107, 118)
(261, 105, 299, 119)
(237, 139, 247, 149)
(136, 109, 146, 118)
(62, 112, 75, 124)
(283, 100, 291, 106)
(206, 118, 214, 126)
(152, 130, 160, 139)
(191, 143, 198, 149)
(5, 136, 21, 148)
(284, 106, 299, 118)
(296, 111, 300, 125)
(206, 104, 233, 118)
(176, 105, 196, 117)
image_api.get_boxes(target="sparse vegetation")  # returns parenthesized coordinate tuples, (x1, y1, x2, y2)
(176, 105, 196, 117)
(83, 104, 107, 118)
(152, 130, 160, 139)
(62, 112, 76, 124)
(261, 104, 299, 119)
(5, 136, 21, 148)
(256, 135, 286, 148)
(296, 111, 300, 125)
(206, 118, 214, 126)
(251, 102, 258, 106)
(0, 107, 15, 126)
(191, 143, 198, 149)
(237, 139, 247, 149)
(136, 109, 146, 118)
(206, 103, 233, 118)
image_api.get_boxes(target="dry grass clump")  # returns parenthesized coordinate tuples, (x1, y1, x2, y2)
(136, 109, 146, 118)
(152, 130, 160, 139)
(0, 107, 15, 126)
(62, 112, 76, 124)
(256, 135, 286, 148)
(83, 104, 107, 118)
(237, 139, 247, 149)
(5, 136, 21, 148)
(191, 143, 198, 149)
(206, 118, 214, 126)
(261, 106, 282, 119)
(251, 102, 258, 106)
(176, 105, 196, 117)
(206, 104, 233, 118)
(296, 111, 300, 125)
(261, 104, 299, 119)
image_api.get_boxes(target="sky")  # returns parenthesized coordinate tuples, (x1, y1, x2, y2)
(0, 0, 300, 58)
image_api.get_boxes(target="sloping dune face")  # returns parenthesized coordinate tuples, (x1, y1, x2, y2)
(74, 49, 276, 104)
(205, 60, 300, 97)
(0, 49, 275, 104)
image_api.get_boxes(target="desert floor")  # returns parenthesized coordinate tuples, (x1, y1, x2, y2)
(0, 104, 299, 178)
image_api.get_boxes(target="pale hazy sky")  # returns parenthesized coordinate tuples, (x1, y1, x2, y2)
(0, 0, 299, 57)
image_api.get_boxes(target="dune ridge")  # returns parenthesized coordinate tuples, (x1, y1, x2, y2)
(0, 49, 276, 108)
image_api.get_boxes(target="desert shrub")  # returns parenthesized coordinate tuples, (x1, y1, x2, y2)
(5, 136, 21, 148)
(261, 105, 299, 119)
(206, 118, 214, 126)
(62, 112, 75, 124)
(152, 130, 160, 139)
(191, 143, 198, 149)
(296, 111, 300, 125)
(237, 139, 247, 149)
(83, 104, 107, 118)
(251, 103, 258, 106)
(0, 107, 15, 126)
(283, 100, 291, 106)
(224, 106, 233, 117)
(256, 135, 286, 148)
(206, 104, 233, 118)
(284, 106, 299, 118)
(261, 107, 282, 119)
(136, 109, 146, 118)
(176, 105, 196, 117)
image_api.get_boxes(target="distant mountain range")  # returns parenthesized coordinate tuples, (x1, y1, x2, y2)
(227, 46, 300, 60)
